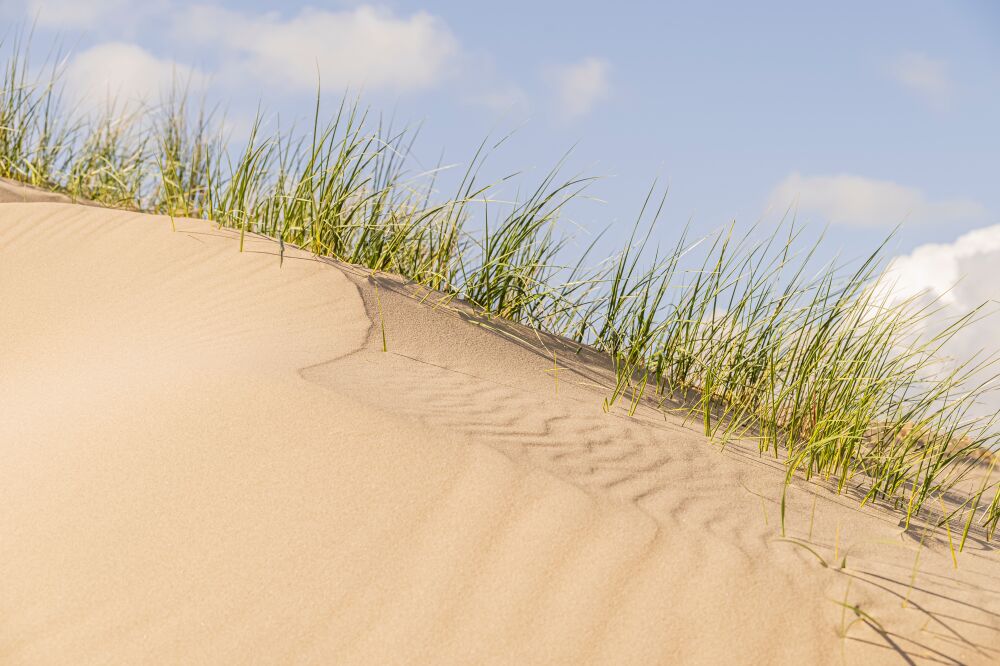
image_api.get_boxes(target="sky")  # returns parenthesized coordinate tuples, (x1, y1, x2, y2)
(6, 0, 1000, 382)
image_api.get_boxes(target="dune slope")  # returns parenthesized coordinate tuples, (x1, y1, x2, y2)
(1, 203, 998, 665)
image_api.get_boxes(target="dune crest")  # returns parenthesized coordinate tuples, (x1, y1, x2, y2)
(2, 203, 998, 664)
(0, 178, 81, 205)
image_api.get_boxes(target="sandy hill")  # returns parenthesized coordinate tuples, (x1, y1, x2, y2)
(1, 200, 998, 664)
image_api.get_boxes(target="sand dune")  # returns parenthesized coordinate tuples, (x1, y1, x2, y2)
(0, 178, 81, 205)
(2, 202, 998, 664)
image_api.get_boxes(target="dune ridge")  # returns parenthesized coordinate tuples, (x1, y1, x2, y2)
(2, 202, 998, 664)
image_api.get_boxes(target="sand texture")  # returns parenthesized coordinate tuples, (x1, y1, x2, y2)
(0, 179, 79, 205)
(2, 202, 999, 665)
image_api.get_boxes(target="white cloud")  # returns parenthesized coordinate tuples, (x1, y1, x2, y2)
(180, 4, 459, 93)
(886, 225, 1000, 308)
(545, 57, 610, 119)
(63, 42, 206, 114)
(881, 226, 1000, 416)
(767, 173, 986, 228)
(889, 52, 954, 109)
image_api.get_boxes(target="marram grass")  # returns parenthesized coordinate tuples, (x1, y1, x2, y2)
(2, 38, 998, 538)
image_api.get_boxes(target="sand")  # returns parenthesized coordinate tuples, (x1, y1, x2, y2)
(0, 178, 81, 205)
(1, 200, 998, 665)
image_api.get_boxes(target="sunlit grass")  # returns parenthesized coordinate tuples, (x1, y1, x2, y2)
(2, 36, 998, 537)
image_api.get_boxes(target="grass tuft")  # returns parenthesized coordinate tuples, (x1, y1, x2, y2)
(2, 36, 998, 535)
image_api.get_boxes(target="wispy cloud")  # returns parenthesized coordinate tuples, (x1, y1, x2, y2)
(24, 0, 168, 31)
(25, 0, 128, 29)
(63, 42, 206, 114)
(767, 173, 985, 228)
(179, 4, 460, 94)
(465, 85, 530, 115)
(889, 52, 954, 110)
(544, 57, 610, 119)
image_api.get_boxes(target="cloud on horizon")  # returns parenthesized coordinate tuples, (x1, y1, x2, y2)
(882, 225, 1000, 415)
(767, 172, 986, 228)
(886, 224, 1000, 308)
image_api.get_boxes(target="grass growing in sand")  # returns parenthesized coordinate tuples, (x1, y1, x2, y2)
(2, 36, 999, 537)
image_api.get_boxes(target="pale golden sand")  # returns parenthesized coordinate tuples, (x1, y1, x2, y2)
(1, 201, 998, 664)
(0, 178, 78, 205)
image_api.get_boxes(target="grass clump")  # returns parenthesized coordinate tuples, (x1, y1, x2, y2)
(2, 36, 998, 536)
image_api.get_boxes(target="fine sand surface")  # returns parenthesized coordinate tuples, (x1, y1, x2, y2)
(2, 201, 999, 665)
(0, 178, 80, 205)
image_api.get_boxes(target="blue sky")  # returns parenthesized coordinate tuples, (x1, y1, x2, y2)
(7, 0, 1000, 364)
(8, 0, 998, 242)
